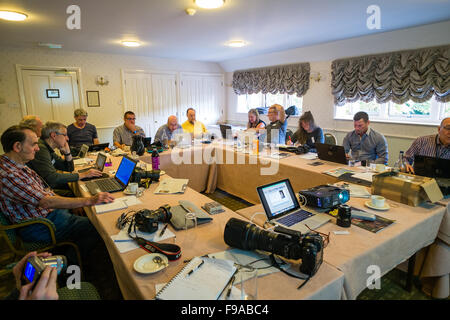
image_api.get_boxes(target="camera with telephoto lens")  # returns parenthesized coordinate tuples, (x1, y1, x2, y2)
(295, 144, 310, 155)
(131, 167, 161, 186)
(22, 255, 67, 285)
(223, 218, 323, 276)
(134, 205, 172, 234)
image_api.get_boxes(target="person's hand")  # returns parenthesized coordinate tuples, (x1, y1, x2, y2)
(13, 251, 59, 300)
(345, 153, 351, 159)
(79, 169, 103, 180)
(60, 141, 71, 156)
(405, 163, 415, 174)
(90, 192, 114, 205)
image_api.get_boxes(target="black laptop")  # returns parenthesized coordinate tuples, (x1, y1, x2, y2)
(88, 143, 109, 152)
(219, 124, 232, 139)
(79, 152, 110, 181)
(84, 156, 137, 195)
(315, 143, 348, 165)
(414, 155, 450, 195)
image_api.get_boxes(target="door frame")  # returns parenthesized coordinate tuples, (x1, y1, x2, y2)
(16, 64, 84, 118)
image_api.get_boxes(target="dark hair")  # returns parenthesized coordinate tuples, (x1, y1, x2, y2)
(1, 125, 34, 153)
(353, 111, 369, 122)
(124, 111, 135, 119)
(297, 111, 317, 144)
(186, 108, 195, 115)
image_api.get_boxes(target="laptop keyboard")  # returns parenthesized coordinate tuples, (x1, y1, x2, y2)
(85, 178, 122, 194)
(277, 210, 314, 227)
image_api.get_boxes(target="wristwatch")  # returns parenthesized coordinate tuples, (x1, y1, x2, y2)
(63, 152, 72, 156)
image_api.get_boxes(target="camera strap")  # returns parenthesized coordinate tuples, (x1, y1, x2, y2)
(132, 236, 182, 261)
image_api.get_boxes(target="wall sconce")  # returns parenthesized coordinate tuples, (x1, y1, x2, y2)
(310, 72, 324, 82)
(96, 75, 109, 86)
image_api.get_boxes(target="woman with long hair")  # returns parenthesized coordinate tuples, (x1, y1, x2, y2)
(246, 108, 266, 131)
(291, 111, 324, 152)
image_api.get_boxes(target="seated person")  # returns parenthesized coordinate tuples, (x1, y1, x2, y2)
(182, 108, 207, 137)
(265, 104, 288, 145)
(290, 111, 324, 152)
(19, 115, 43, 138)
(343, 111, 388, 165)
(27, 121, 102, 196)
(113, 111, 145, 150)
(154, 115, 182, 145)
(0, 125, 114, 267)
(246, 108, 266, 132)
(404, 117, 450, 174)
(67, 108, 100, 149)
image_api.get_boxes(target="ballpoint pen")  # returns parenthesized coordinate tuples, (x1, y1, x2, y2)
(159, 223, 169, 237)
(226, 275, 236, 299)
(186, 259, 204, 277)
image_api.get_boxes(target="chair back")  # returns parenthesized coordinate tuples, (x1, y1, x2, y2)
(0, 212, 17, 246)
(324, 133, 337, 145)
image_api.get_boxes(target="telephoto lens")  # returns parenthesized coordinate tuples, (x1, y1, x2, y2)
(337, 204, 352, 228)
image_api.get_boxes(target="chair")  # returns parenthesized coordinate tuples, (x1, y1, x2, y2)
(324, 132, 337, 145)
(0, 212, 83, 277)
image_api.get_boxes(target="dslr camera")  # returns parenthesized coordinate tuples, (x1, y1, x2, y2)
(22, 255, 67, 285)
(133, 205, 172, 234)
(224, 218, 323, 276)
(131, 168, 161, 187)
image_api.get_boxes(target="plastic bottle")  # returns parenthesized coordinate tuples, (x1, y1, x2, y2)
(151, 148, 160, 171)
(393, 151, 405, 173)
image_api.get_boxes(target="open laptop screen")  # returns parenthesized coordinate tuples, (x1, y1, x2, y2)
(257, 179, 300, 219)
(414, 155, 450, 178)
(95, 153, 107, 170)
(115, 156, 137, 186)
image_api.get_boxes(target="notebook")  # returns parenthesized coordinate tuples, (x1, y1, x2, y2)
(154, 178, 189, 194)
(257, 179, 330, 234)
(155, 256, 237, 300)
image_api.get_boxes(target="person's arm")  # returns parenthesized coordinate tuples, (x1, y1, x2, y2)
(113, 128, 125, 149)
(316, 128, 325, 144)
(38, 192, 114, 209)
(154, 126, 163, 143)
(92, 125, 100, 145)
(374, 134, 389, 165)
(93, 138, 100, 145)
(342, 132, 352, 159)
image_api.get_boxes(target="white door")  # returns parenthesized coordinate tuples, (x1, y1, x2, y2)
(123, 72, 152, 136)
(21, 69, 80, 125)
(150, 73, 178, 137)
(179, 73, 224, 125)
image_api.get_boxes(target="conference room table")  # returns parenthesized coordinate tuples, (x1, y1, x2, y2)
(74, 155, 345, 300)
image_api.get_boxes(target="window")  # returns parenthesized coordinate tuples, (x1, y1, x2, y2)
(334, 97, 449, 125)
(237, 93, 303, 114)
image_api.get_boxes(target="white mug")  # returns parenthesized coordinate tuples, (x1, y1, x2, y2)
(371, 195, 385, 208)
(126, 182, 138, 194)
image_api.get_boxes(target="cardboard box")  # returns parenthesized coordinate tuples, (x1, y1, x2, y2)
(371, 171, 443, 206)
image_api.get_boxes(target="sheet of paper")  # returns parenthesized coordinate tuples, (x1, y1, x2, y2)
(352, 172, 375, 182)
(298, 152, 318, 160)
(73, 158, 89, 166)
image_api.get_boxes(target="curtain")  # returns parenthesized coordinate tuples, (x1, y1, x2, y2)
(331, 45, 450, 106)
(232, 63, 310, 97)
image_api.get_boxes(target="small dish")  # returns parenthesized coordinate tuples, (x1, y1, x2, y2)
(123, 190, 136, 195)
(364, 201, 390, 211)
(133, 253, 168, 274)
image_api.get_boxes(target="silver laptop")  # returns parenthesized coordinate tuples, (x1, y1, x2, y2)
(257, 179, 331, 234)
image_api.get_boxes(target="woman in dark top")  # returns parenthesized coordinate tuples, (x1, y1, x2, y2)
(291, 111, 324, 152)
(247, 108, 266, 131)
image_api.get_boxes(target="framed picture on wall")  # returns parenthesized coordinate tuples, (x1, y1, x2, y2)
(46, 89, 60, 98)
(86, 90, 100, 107)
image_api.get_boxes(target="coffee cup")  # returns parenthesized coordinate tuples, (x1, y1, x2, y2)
(126, 182, 138, 194)
(371, 195, 385, 208)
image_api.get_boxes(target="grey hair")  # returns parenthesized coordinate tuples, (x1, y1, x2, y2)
(74, 108, 88, 117)
(19, 115, 40, 130)
(41, 121, 66, 139)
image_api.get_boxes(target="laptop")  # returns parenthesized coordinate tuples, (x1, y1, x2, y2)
(414, 155, 450, 195)
(220, 124, 232, 139)
(79, 152, 110, 181)
(315, 143, 348, 165)
(257, 179, 331, 234)
(72, 144, 89, 159)
(84, 155, 137, 195)
(88, 143, 109, 152)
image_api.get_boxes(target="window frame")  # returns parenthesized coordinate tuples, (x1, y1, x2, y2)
(236, 92, 303, 116)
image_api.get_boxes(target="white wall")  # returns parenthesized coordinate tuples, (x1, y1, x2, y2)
(222, 21, 450, 166)
(0, 46, 223, 150)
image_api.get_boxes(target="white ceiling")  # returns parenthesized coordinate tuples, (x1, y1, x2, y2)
(0, 0, 449, 63)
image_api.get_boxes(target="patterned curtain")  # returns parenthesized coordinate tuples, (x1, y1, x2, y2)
(232, 63, 310, 97)
(331, 45, 450, 106)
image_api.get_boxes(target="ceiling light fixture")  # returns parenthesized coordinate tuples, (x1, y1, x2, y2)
(227, 40, 247, 48)
(0, 10, 28, 21)
(194, 0, 225, 9)
(121, 41, 141, 47)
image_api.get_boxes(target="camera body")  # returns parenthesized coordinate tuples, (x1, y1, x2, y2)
(22, 255, 67, 284)
(295, 144, 310, 155)
(131, 168, 161, 186)
(134, 205, 172, 234)
(223, 218, 323, 276)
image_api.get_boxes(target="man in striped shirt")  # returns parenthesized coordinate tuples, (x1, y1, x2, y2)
(0, 125, 114, 261)
(404, 117, 450, 174)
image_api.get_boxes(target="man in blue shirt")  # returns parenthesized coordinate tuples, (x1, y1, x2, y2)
(343, 111, 388, 165)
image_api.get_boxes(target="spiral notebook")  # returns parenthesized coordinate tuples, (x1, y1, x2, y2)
(155, 257, 237, 300)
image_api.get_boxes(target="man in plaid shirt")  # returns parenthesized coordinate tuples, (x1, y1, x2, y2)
(0, 125, 114, 263)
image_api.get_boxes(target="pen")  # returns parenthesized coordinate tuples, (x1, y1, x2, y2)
(226, 275, 236, 299)
(159, 223, 169, 237)
(113, 239, 134, 242)
(186, 260, 204, 277)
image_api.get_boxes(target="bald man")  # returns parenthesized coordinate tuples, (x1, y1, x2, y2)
(20, 115, 43, 138)
(154, 115, 182, 145)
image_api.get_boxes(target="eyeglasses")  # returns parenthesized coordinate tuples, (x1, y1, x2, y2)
(126, 118, 136, 121)
(56, 132, 67, 137)
(442, 125, 450, 131)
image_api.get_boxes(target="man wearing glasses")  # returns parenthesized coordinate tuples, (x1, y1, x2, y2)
(404, 117, 450, 174)
(113, 111, 145, 150)
(27, 121, 102, 196)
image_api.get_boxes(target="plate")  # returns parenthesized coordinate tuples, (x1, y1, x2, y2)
(364, 201, 390, 211)
(133, 253, 168, 274)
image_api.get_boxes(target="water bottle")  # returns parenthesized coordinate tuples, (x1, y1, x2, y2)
(151, 148, 160, 170)
(393, 151, 404, 173)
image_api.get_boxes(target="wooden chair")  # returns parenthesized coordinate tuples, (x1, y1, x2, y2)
(324, 132, 337, 145)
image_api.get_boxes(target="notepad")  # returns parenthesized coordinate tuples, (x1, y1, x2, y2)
(155, 257, 237, 300)
(154, 178, 189, 194)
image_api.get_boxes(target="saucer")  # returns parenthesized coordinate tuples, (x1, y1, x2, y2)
(123, 190, 137, 195)
(133, 253, 168, 274)
(364, 201, 390, 211)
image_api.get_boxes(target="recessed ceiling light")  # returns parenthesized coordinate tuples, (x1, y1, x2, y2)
(195, 0, 225, 9)
(121, 41, 141, 47)
(227, 40, 247, 48)
(0, 10, 28, 21)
